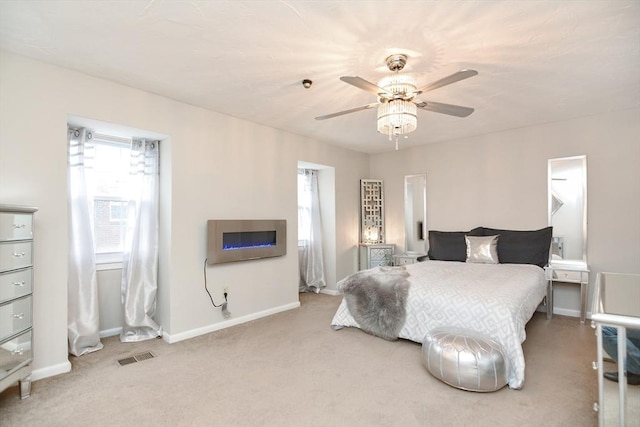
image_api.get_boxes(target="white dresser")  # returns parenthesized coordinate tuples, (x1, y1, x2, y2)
(0, 204, 37, 399)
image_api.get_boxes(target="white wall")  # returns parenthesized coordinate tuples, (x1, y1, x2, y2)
(3, 48, 637, 379)
(370, 108, 640, 316)
(0, 51, 369, 378)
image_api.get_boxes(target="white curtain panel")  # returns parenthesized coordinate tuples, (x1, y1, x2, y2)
(297, 169, 326, 293)
(120, 138, 162, 342)
(67, 128, 104, 356)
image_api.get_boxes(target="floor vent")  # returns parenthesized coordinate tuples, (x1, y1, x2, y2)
(117, 351, 155, 367)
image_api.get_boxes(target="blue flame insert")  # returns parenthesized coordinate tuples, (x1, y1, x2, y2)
(223, 231, 276, 251)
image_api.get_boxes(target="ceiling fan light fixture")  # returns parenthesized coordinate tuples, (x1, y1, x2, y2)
(378, 75, 417, 97)
(377, 99, 417, 137)
(315, 53, 477, 150)
(376, 74, 418, 149)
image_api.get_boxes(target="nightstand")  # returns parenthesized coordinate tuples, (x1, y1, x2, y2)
(393, 253, 426, 266)
(359, 244, 394, 270)
(545, 263, 590, 323)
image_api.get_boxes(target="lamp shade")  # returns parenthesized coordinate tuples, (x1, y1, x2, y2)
(377, 99, 417, 136)
(376, 76, 418, 138)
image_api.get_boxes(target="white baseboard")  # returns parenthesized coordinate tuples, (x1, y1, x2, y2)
(162, 301, 301, 344)
(536, 305, 591, 320)
(320, 288, 340, 296)
(553, 307, 591, 319)
(99, 327, 122, 338)
(31, 360, 72, 381)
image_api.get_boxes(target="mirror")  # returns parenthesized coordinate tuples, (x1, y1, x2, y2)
(404, 174, 427, 254)
(548, 156, 587, 265)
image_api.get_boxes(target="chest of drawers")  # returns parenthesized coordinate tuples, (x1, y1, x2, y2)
(0, 204, 37, 399)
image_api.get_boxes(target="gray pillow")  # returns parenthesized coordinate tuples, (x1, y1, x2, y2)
(480, 227, 552, 268)
(427, 227, 484, 262)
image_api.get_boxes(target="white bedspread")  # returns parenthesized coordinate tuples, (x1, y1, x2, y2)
(330, 260, 547, 389)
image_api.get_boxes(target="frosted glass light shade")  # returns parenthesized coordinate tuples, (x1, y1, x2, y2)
(377, 99, 417, 136)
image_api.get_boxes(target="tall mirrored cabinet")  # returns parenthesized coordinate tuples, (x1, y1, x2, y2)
(546, 155, 589, 322)
(359, 179, 394, 269)
(394, 174, 427, 266)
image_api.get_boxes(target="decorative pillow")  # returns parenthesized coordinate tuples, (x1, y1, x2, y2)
(465, 235, 500, 264)
(428, 227, 485, 262)
(480, 227, 553, 268)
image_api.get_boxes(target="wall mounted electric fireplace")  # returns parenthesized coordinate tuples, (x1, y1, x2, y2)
(206, 219, 287, 265)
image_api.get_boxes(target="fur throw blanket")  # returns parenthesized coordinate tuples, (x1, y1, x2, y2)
(338, 266, 410, 341)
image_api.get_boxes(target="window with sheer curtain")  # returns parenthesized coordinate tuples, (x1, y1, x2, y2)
(297, 169, 326, 293)
(67, 127, 162, 356)
(91, 139, 133, 264)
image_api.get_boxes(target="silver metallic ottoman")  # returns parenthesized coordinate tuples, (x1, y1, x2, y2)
(422, 327, 508, 392)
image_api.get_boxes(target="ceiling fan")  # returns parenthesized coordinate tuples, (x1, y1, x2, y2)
(315, 54, 478, 149)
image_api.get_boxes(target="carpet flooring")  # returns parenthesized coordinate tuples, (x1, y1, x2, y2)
(0, 293, 636, 426)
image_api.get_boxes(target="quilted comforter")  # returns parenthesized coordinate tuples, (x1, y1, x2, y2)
(330, 260, 547, 389)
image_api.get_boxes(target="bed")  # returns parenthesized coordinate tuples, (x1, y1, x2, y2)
(330, 226, 552, 390)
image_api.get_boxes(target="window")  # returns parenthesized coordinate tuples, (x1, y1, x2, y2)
(90, 139, 133, 263)
(297, 170, 313, 247)
(108, 200, 127, 223)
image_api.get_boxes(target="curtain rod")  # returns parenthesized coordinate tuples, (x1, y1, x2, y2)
(93, 132, 160, 145)
(69, 126, 159, 145)
(92, 132, 132, 145)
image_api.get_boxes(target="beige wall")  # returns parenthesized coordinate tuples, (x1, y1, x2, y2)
(370, 108, 640, 315)
(0, 51, 368, 378)
(2, 48, 638, 379)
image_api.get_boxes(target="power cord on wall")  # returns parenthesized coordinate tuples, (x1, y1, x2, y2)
(203, 258, 231, 318)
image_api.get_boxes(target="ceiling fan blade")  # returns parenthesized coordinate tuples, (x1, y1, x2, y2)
(315, 103, 378, 120)
(416, 69, 478, 94)
(340, 76, 388, 95)
(414, 100, 475, 117)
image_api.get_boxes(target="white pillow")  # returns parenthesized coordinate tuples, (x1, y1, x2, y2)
(465, 235, 499, 264)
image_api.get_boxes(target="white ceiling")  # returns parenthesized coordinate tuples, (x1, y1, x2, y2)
(1, 1, 638, 153)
